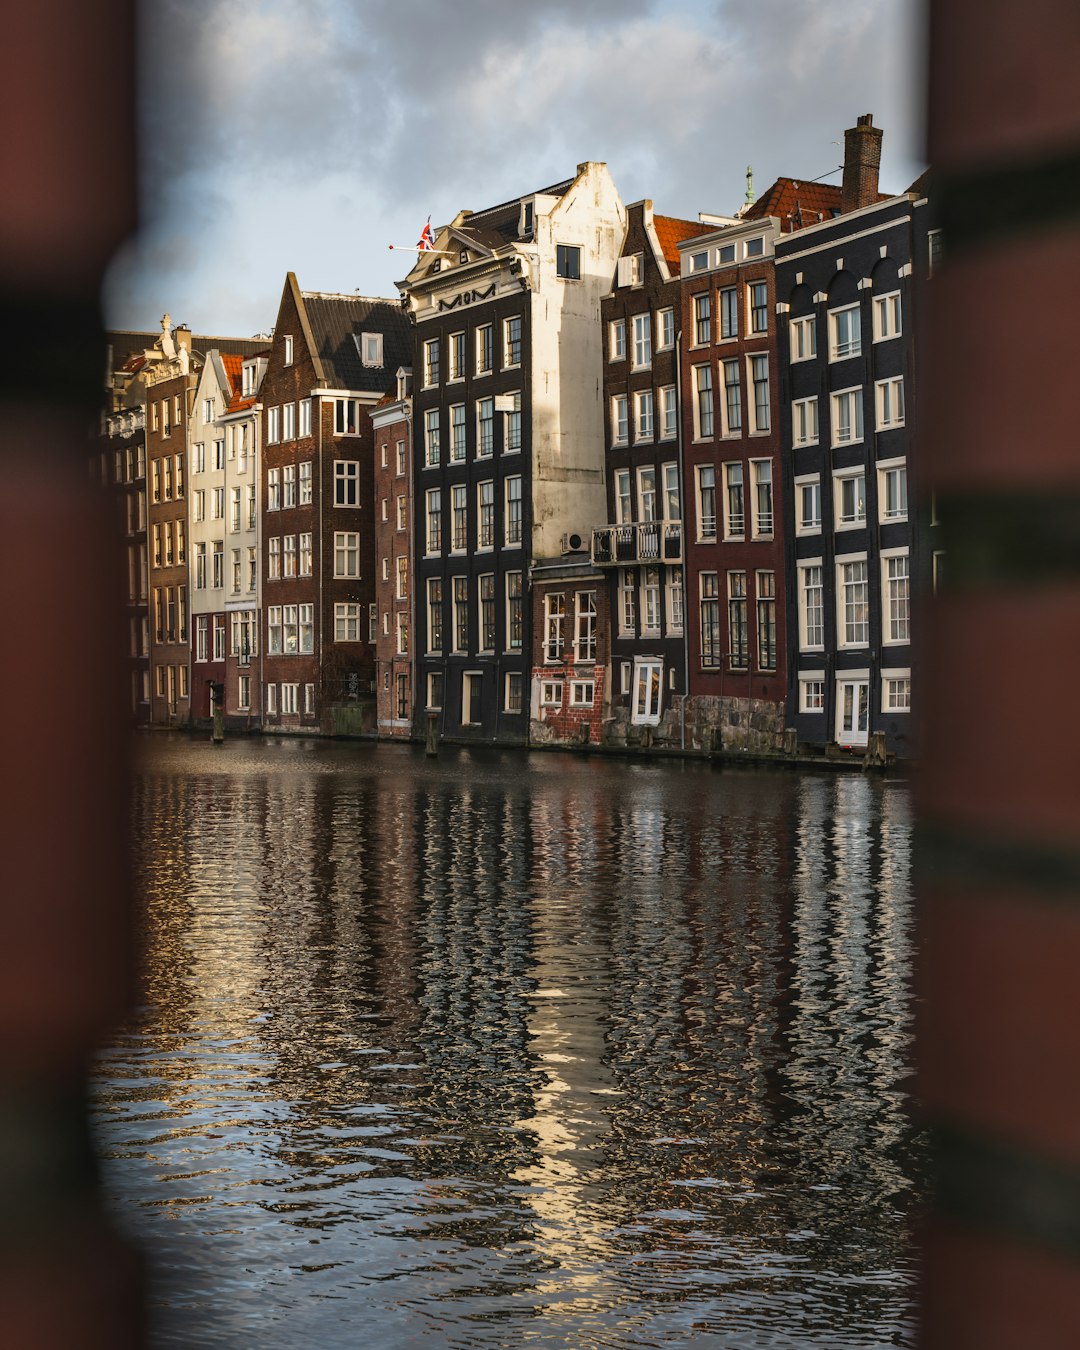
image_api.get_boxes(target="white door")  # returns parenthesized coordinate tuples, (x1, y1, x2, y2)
(632, 659, 663, 725)
(836, 678, 869, 747)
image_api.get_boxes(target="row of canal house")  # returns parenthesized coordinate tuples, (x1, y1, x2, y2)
(97, 116, 937, 758)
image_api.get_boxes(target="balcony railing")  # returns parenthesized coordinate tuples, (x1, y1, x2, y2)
(592, 520, 682, 567)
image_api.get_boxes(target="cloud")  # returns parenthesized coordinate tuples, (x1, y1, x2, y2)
(111, 0, 924, 331)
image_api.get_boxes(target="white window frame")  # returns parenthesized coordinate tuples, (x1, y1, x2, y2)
(798, 559, 825, 652)
(789, 315, 817, 362)
(881, 667, 912, 712)
(722, 461, 745, 540)
(882, 548, 911, 646)
(612, 394, 629, 445)
(878, 458, 909, 523)
(635, 389, 655, 443)
(792, 396, 819, 448)
(828, 303, 862, 361)
(872, 290, 902, 342)
(875, 376, 906, 430)
(794, 473, 822, 536)
(632, 313, 652, 370)
(836, 552, 870, 649)
(799, 672, 826, 714)
(831, 387, 864, 447)
(334, 531, 360, 578)
(609, 318, 626, 362)
(657, 307, 675, 351)
(750, 458, 773, 539)
(834, 468, 867, 530)
(658, 384, 677, 441)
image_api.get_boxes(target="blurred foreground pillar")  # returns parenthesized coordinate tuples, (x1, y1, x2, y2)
(0, 3, 142, 1346)
(920, 2, 1080, 1345)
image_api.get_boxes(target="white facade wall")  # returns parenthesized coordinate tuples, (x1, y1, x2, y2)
(528, 163, 627, 559)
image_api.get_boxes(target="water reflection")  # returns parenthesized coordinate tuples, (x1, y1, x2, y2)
(95, 739, 922, 1348)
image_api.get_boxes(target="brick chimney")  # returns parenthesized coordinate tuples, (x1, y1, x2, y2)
(842, 114, 883, 213)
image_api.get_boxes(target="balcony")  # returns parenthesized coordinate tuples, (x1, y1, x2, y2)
(592, 520, 682, 567)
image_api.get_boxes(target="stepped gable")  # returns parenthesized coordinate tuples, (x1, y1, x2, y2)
(300, 292, 412, 394)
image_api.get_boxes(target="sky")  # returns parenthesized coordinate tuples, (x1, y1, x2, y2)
(104, 0, 927, 338)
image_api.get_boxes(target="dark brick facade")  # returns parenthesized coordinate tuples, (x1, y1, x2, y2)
(146, 365, 194, 724)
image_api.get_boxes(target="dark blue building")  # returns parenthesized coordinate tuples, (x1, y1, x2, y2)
(776, 121, 939, 758)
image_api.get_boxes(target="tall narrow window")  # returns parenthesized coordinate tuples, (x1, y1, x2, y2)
(633, 313, 652, 368)
(477, 480, 495, 548)
(575, 591, 597, 661)
(479, 574, 496, 650)
(451, 485, 467, 551)
(424, 408, 441, 465)
(450, 404, 466, 462)
(885, 554, 910, 643)
(752, 460, 773, 536)
(722, 359, 742, 434)
(799, 564, 824, 650)
(840, 559, 869, 645)
(477, 323, 493, 374)
(544, 593, 565, 661)
(728, 572, 748, 668)
(427, 578, 444, 652)
(694, 365, 713, 438)
(506, 572, 523, 651)
(724, 463, 744, 538)
(696, 465, 716, 540)
(693, 293, 711, 346)
(453, 577, 469, 651)
(700, 573, 720, 666)
(750, 354, 770, 432)
(756, 571, 776, 669)
(719, 287, 738, 340)
(505, 476, 522, 545)
(748, 280, 768, 334)
(477, 397, 494, 457)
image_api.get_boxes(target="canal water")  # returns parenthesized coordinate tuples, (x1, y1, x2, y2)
(92, 736, 924, 1349)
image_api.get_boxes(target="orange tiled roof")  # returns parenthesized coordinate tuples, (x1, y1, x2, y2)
(220, 352, 244, 393)
(653, 214, 714, 273)
(743, 177, 891, 233)
(224, 391, 255, 416)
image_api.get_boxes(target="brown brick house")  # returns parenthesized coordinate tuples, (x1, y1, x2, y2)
(258, 274, 411, 733)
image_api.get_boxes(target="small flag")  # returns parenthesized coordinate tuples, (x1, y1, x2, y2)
(416, 218, 435, 252)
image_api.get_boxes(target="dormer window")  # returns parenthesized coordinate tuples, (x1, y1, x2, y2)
(459, 249, 469, 265)
(359, 332, 383, 367)
(242, 362, 255, 396)
(396, 367, 413, 401)
(520, 200, 534, 237)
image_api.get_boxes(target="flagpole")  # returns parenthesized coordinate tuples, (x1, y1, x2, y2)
(387, 245, 456, 254)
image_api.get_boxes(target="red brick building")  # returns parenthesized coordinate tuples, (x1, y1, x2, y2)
(678, 217, 788, 751)
(528, 556, 610, 747)
(371, 374, 413, 737)
(258, 275, 411, 733)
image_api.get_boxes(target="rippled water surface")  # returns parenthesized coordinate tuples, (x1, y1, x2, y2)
(93, 736, 924, 1348)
